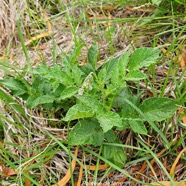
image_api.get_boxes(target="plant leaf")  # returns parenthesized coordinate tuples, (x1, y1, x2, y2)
(34, 65, 73, 86)
(68, 119, 104, 146)
(80, 63, 95, 76)
(87, 45, 98, 68)
(102, 144, 126, 168)
(140, 98, 178, 121)
(58, 87, 78, 100)
(26, 95, 55, 109)
(128, 47, 160, 71)
(0, 77, 28, 96)
(32, 76, 51, 95)
(125, 70, 147, 81)
(114, 87, 140, 118)
(103, 58, 119, 79)
(76, 95, 104, 112)
(71, 65, 83, 85)
(129, 120, 147, 135)
(104, 130, 118, 142)
(0, 89, 26, 116)
(96, 111, 122, 133)
(63, 104, 94, 121)
(118, 51, 130, 76)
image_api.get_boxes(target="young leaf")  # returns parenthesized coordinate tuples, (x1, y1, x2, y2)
(110, 63, 119, 85)
(140, 98, 178, 121)
(58, 87, 78, 100)
(125, 70, 147, 81)
(80, 63, 95, 76)
(128, 47, 160, 71)
(26, 95, 55, 109)
(104, 130, 118, 142)
(102, 144, 126, 168)
(114, 87, 140, 118)
(129, 120, 147, 135)
(32, 76, 51, 95)
(118, 51, 130, 76)
(96, 111, 122, 133)
(76, 95, 104, 112)
(68, 119, 104, 146)
(34, 65, 73, 86)
(71, 65, 83, 85)
(0, 77, 28, 96)
(87, 45, 98, 68)
(63, 104, 94, 121)
(103, 58, 119, 80)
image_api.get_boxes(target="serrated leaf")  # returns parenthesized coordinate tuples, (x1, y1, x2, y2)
(58, 87, 78, 100)
(87, 45, 98, 68)
(63, 104, 94, 121)
(68, 119, 104, 146)
(114, 87, 140, 118)
(110, 64, 119, 85)
(80, 63, 95, 76)
(128, 48, 160, 71)
(103, 58, 119, 79)
(26, 95, 54, 109)
(104, 130, 118, 142)
(34, 65, 73, 86)
(0, 77, 28, 96)
(118, 51, 130, 76)
(71, 65, 83, 85)
(76, 95, 104, 112)
(32, 76, 52, 95)
(116, 120, 129, 131)
(98, 68, 107, 83)
(33, 65, 49, 74)
(96, 111, 122, 133)
(140, 98, 178, 121)
(129, 120, 147, 135)
(103, 144, 126, 168)
(125, 70, 147, 81)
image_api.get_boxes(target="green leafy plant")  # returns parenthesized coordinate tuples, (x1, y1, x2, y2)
(0, 46, 178, 167)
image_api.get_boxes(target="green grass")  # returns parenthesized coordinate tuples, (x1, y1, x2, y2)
(0, 0, 186, 185)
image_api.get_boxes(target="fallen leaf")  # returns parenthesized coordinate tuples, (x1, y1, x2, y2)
(24, 170, 31, 186)
(178, 46, 186, 70)
(86, 164, 108, 171)
(101, 6, 118, 11)
(182, 116, 186, 125)
(24, 32, 52, 47)
(53, 147, 78, 186)
(76, 163, 83, 186)
(170, 147, 186, 177)
(31, 45, 47, 50)
(2, 168, 17, 176)
(178, 107, 186, 125)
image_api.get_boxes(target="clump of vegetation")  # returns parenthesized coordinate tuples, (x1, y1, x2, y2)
(0, 45, 178, 167)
